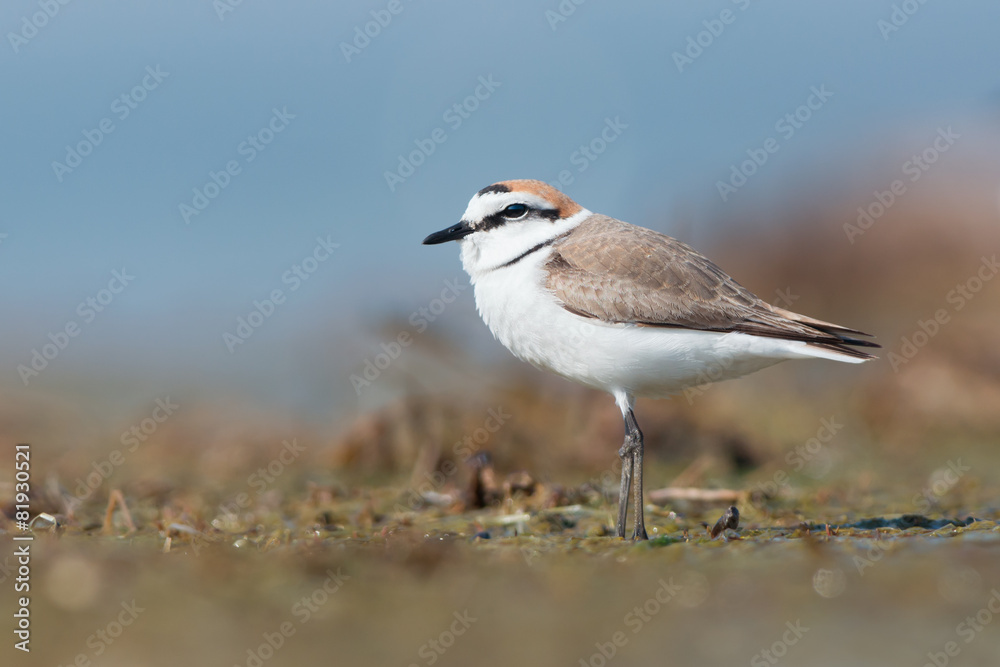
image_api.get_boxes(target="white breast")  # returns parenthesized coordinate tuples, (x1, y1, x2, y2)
(466, 247, 817, 398)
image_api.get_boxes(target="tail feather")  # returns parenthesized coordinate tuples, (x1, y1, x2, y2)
(768, 305, 880, 362)
(769, 305, 876, 339)
(807, 340, 879, 362)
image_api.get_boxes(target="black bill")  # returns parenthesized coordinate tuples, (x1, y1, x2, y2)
(422, 221, 473, 245)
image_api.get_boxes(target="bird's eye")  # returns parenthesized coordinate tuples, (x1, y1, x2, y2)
(500, 204, 529, 219)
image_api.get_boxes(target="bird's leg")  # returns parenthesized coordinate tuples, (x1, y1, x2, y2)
(615, 408, 648, 540)
(625, 409, 648, 540)
(616, 438, 634, 539)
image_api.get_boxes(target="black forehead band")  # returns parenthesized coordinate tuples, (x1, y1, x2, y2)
(477, 183, 511, 196)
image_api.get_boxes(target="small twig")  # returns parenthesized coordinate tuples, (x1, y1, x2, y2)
(102, 489, 137, 535)
(648, 487, 742, 504)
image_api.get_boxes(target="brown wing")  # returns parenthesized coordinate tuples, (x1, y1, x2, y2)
(545, 215, 878, 358)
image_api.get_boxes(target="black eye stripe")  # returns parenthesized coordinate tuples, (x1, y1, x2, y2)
(477, 207, 560, 232)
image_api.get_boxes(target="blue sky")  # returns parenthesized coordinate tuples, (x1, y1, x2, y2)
(2, 0, 998, 418)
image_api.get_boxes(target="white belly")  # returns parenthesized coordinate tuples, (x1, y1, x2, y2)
(470, 250, 812, 398)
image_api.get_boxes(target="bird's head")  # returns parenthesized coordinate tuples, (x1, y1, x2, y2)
(423, 179, 589, 275)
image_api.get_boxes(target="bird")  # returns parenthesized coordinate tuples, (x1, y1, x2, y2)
(422, 179, 878, 540)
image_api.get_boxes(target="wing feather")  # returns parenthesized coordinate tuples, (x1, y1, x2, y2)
(545, 215, 879, 358)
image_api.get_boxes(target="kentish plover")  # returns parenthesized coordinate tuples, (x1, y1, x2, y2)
(423, 179, 878, 540)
